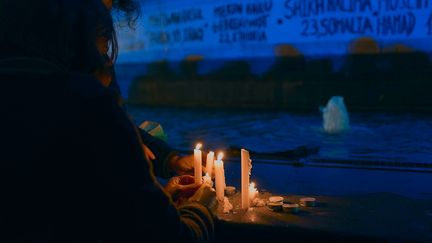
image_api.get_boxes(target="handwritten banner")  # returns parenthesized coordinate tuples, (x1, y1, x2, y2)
(117, 0, 432, 62)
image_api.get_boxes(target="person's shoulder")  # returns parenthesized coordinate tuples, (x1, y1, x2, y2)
(63, 71, 115, 103)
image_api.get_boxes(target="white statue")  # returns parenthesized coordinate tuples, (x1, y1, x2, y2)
(320, 96, 350, 134)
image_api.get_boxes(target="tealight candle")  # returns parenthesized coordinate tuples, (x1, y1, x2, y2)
(214, 152, 225, 201)
(269, 196, 284, 203)
(300, 197, 316, 207)
(194, 143, 203, 185)
(283, 203, 300, 213)
(267, 201, 283, 211)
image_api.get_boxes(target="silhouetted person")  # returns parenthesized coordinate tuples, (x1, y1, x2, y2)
(0, 0, 216, 242)
(99, 0, 198, 180)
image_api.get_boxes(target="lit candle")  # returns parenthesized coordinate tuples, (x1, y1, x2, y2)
(214, 152, 225, 201)
(205, 151, 215, 178)
(249, 182, 258, 202)
(241, 149, 251, 210)
(194, 143, 203, 185)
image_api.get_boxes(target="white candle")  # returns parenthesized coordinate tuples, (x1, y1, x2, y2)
(205, 151, 215, 178)
(249, 182, 258, 202)
(214, 152, 225, 201)
(194, 143, 203, 185)
(241, 149, 251, 209)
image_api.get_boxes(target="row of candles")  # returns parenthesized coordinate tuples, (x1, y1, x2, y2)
(194, 143, 257, 210)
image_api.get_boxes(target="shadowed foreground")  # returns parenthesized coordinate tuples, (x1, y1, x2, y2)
(215, 192, 432, 242)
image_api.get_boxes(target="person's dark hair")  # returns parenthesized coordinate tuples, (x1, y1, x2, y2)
(112, 0, 141, 27)
(0, 0, 117, 73)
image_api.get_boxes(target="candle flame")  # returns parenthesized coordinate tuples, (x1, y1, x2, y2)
(249, 182, 258, 202)
(217, 152, 224, 161)
(195, 143, 202, 150)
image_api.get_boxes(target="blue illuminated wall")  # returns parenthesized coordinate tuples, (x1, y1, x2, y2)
(117, 0, 432, 64)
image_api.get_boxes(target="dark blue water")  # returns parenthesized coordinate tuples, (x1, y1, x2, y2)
(129, 106, 432, 199)
(129, 106, 432, 164)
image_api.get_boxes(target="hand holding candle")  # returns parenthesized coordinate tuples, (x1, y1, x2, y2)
(164, 175, 200, 204)
(167, 154, 195, 176)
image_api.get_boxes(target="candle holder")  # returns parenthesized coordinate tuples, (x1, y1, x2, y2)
(300, 197, 316, 207)
(283, 203, 300, 213)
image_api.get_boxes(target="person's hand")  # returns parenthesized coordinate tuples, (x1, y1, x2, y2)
(164, 175, 200, 203)
(168, 154, 196, 175)
(188, 185, 218, 215)
(142, 144, 156, 161)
